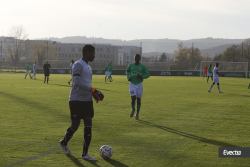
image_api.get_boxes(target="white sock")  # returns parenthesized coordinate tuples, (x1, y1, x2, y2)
(209, 84, 213, 91)
(217, 85, 220, 92)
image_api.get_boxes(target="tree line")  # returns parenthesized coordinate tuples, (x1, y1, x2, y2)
(3, 26, 250, 71)
(213, 39, 250, 64)
(152, 39, 250, 70)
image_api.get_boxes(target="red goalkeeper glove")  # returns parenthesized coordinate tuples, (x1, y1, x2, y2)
(91, 88, 104, 103)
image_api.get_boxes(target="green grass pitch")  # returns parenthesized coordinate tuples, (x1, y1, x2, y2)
(0, 72, 250, 167)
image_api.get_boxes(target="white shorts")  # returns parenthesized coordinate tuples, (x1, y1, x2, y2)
(26, 71, 30, 74)
(208, 72, 212, 77)
(105, 71, 110, 76)
(129, 83, 143, 98)
(213, 77, 219, 83)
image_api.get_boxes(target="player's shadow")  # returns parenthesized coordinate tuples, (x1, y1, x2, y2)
(66, 155, 86, 167)
(138, 120, 238, 147)
(66, 155, 102, 167)
(104, 158, 129, 167)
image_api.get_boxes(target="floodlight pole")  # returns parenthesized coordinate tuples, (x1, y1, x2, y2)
(242, 43, 243, 62)
(140, 42, 142, 60)
(192, 42, 194, 70)
(248, 43, 250, 71)
(47, 40, 49, 60)
(1, 41, 2, 71)
(93, 41, 95, 69)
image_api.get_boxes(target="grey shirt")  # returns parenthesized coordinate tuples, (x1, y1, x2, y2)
(69, 59, 92, 101)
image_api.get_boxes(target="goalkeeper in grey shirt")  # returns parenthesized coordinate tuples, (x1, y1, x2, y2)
(60, 45, 104, 161)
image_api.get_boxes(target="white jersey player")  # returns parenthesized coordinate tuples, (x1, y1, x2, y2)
(68, 59, 74, 85)
(208, 63, 224, 93)
(60, 44, 103, 160)
(32, 61, 36, 79)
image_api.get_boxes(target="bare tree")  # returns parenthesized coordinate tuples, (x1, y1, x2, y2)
(31, 42, 58, 66)
(4, 26, 29, 71)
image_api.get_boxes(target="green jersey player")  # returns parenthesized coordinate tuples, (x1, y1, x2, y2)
(104, 63, 109, 82)
(24, 62, 32, 79)
(108, 62, 113, 82)
(127, 54, 150, 120)
(207, 64, 213, 83)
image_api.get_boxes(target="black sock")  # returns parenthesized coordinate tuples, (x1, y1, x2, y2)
(83, 127, 92, 156)
(47, 78, 49, 83)
(62, 126, 76, 146)
(44, 76, 46, 81)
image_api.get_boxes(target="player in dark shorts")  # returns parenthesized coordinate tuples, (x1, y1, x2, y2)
(43, 60, 51, 84)
(59, 45, 104, 160)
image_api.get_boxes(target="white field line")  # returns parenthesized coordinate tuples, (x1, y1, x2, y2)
(1, 141, 62, 167)
(4, 147, 62, 167)
(0, 141, 59, 147)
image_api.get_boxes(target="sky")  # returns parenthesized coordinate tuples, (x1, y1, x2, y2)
(0, 0, 250, 40)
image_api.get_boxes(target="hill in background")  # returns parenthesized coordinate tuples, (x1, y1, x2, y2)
(37, 36, 247, 58)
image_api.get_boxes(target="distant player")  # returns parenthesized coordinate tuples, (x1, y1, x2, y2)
(208, 63, 224, 93)
(104, 63, 109, 82)
(203, 64, 208, 79)
(108, 62, 113, 82)
(43, 60, 51, 84)
(59, 44, 104, 161)
(207, 64, 213, 83)
(68, 59, 74, 85)
(127, 54, 150, 120)
(31, 61, 36, 79)
(24, 62, 32, 79)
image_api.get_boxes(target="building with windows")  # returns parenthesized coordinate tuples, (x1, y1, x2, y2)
(52, 41, 141, 68)
(0, 36, 142, 69)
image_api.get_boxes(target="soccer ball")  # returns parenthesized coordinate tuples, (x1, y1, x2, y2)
(99, 145, 113, 159)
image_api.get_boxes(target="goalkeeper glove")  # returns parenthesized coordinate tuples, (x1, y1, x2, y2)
(90, 88, 104, 103)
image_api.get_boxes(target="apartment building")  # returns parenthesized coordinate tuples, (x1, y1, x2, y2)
(0, 37, 141, 68)
(52, 41, 141, 67)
